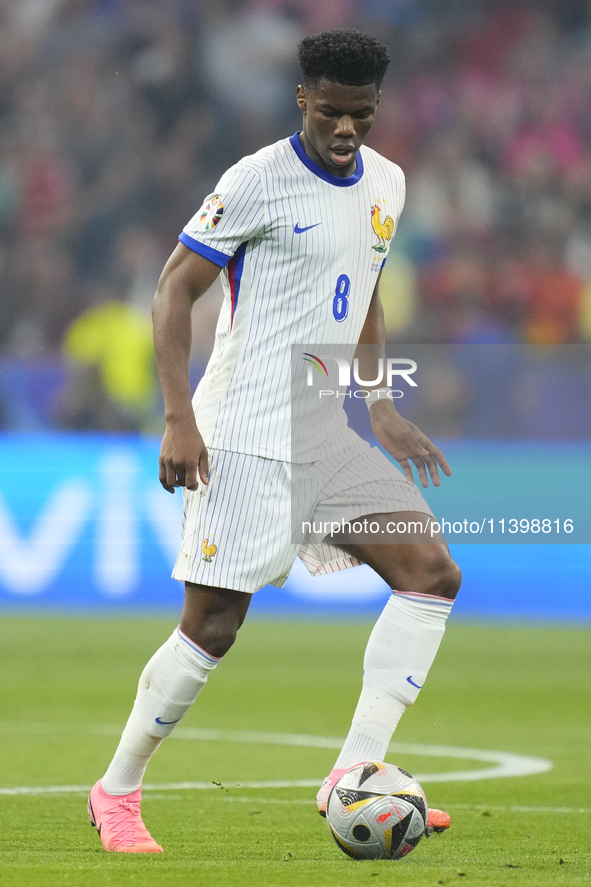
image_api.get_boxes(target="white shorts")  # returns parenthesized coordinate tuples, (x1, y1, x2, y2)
(172, 433, 433, 594)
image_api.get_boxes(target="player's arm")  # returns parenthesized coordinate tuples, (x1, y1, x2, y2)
(153, 243, 222, 493)
(356, 280, 451, 488)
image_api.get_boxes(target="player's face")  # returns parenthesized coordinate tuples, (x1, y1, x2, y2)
(296, 79, 379, 177)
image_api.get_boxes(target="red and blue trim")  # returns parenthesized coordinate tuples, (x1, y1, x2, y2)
(178, 232, 232, 268)
(228, 241, 247, 328)
(393, 590, 454, 608)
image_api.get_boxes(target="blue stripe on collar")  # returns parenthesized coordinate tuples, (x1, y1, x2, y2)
(289, 132, 364, 187)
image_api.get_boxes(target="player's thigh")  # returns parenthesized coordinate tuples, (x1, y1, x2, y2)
(333, 513, 461, 599)
(312, 441, 461, 596)
(302, 441, 447, 586)
(326, 510, 443, 545)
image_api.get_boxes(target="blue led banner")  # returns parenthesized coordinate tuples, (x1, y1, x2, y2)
(0, 434, 589, 618)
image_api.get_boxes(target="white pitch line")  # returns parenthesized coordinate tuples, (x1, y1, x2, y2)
(0, 779, 322, 797)
(2, 787, 585, 819)
(0, 722, 552, 796)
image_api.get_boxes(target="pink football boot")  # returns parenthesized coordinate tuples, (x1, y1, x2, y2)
(88, 780, 163, 853)
(425, 807, 451, 835)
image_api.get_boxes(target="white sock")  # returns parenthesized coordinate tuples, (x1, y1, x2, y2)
(334, 591, 453, 770)
(102, 627, 221, 795)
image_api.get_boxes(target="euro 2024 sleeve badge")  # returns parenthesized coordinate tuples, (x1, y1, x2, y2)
(198, 194, 224, 231)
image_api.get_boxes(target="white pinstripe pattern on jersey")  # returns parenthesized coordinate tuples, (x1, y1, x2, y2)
(175, 136, 408, 593)
(172, 434, 433, 594)
(181, 135, 405, 462)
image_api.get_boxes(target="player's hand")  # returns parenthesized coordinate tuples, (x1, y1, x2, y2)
(369, 401, 451, 488)
(159, 418, 209, 493)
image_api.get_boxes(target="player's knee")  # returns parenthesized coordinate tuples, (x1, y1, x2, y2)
(199, 626, 238, 659)
(179, 618, 239, 659)
(439, 558, 462, 600)
(422, 550, 461, 600)
(407, 547, 461, 600)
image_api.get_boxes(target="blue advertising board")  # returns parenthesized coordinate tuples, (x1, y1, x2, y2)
(0, 434, 589, 619)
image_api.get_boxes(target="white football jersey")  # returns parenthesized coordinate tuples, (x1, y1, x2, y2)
(180, 132, 405, 461)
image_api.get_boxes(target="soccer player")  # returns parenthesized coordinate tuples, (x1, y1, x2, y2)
(88, 28, 461, 853)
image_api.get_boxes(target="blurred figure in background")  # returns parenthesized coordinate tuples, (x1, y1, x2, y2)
(59, 227, 164, 432)
(61, 285, 155, 433)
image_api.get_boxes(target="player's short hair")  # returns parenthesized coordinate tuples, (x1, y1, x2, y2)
(298, 29, 390, 90)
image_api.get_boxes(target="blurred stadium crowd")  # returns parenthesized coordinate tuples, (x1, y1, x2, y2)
(1, 0, 591, 433)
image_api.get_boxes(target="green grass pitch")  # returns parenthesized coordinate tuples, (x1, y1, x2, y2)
(0, 614, 590, 886)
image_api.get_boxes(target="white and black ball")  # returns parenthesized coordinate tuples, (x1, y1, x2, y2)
(326, 761, 427, 861)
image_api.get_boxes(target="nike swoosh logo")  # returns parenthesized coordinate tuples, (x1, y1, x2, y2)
(407, 676, 423, 689)
(155, 716, 182, 725)
(294, 222, 321, 234)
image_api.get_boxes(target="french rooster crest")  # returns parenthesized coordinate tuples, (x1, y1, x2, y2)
(370, 202, 394, 253)
(202, 537, 217, 562)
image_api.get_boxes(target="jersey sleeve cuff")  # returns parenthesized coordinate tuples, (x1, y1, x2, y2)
(178, 232, 232, 268)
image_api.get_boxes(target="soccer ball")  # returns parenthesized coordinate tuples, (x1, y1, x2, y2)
(326, 761, 427, 861)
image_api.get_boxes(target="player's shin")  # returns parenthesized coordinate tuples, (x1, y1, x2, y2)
(333, 591, 453, 769)
(101, 627, 221, 795)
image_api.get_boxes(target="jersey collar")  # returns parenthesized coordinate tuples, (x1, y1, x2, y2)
(289, 132, 364, 187)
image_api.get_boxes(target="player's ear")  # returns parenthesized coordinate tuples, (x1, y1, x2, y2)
(376, 88, 381, 107)
(296, 85, 307, 113)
